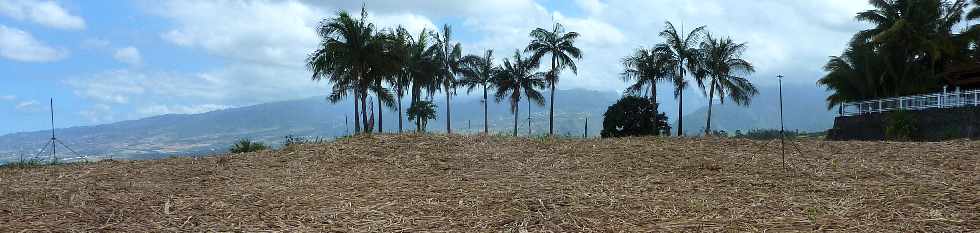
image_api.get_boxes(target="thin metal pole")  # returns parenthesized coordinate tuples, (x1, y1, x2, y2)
(50, 98, 56, 163)
(584, 117, 588, 138)
(345, 115, 349, 136)
(778, 75, 785, 171)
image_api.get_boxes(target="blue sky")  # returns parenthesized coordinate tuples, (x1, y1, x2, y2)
(0, 0, 871, 135)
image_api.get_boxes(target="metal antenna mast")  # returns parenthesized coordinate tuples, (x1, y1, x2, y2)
(33, 98, 83, 163)
(778, 75, 786, 171)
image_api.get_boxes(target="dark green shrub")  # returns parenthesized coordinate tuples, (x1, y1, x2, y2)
(601, 96, 670, 138)
(229, 139, 268, 154)
(884, 111, 917, 141)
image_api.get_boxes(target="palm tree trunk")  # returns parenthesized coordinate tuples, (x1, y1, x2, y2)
(483, 84, 489, 134)
(446, 89, 452, 134)
(361, 93, 369, 134)
(677, 88, 684, 137)
(377, 93, 383, 133)
(397, 90, 403, 134)
(513, 101, 519, 137)
(548, 56, 557, 136)
(354, 93, 361, 134)
(706, 80, 716, 135)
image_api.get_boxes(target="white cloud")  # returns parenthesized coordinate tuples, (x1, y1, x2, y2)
(79, 104, 112, 123)
(113, 46, 142, 66)
(138, 104, 229, 116)
(0, 95, 14, 101)
(0, 25, 67, 62)
(155, 0, 323, 67)
(14, 100, 38, 111)
(0, 0, 86, 30)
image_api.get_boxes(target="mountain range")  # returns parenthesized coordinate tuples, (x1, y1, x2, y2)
(0, 86, 836, 163)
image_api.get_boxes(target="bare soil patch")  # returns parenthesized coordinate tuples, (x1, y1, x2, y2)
(1, 135, 978, 232)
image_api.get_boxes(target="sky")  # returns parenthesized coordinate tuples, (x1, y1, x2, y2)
(0, 0, 871, 135)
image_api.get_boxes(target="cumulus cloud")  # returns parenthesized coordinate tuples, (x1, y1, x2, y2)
(0, 25, 67, 62)
(0, 0, 86, 30)
(154, 0, 324, 67)
(113, 46, 142, 66)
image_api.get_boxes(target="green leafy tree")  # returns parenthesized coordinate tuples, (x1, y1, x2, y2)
(601, 96, 670, 138)
(526, 22, 582, 136)
(408, 100, 437, 132)
(494, 50, 547, 137)
(230, 139, 268, 154)
(653, 21, 706, 136)
(696, 34, 758, 134)
(458, 49, 498, 134)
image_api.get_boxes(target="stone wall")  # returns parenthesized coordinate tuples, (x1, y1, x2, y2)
(827, 107, 980, 141)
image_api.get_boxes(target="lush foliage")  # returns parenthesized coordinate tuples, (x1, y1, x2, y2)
(819, 0, 980, 108)
(407, 100, 437, 132)
(600, 96, 670, 138)
(885, 111, 918, 141)
(230, 139, 268, 154)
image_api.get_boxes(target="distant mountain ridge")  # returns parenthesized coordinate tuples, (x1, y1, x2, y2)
(0, 86, 836, 163)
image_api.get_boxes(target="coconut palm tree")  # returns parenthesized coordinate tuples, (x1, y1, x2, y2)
(653, 21, 706, 136)
(459, 49, 498, 134)
(526, 22, 582, 136)
(495, 50, 547, 137)
(432, 24, 463, 134)
(307, 7, 379, 134)
(696, 34, 758, 134)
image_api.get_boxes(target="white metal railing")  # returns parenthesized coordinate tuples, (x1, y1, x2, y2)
(841, 87, 980, 116)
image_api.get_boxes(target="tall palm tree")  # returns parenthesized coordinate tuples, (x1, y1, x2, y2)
(459, 49, 497, 134)
(406, 28, 441, 132)
(526, 22, 582, 136)
(432, 24, 463, 134)
(696, 34, 758, 134)
(494, 50, 547, 137)
(388, 26, 413, 133)
(653, 21, 706, 136)
(307, 7, 379, 134)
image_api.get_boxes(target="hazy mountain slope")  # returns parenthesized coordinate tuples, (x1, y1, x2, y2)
(0, 89, 618, 162)
(675, 84, 836, 135)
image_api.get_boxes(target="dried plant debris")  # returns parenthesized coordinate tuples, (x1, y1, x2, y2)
(1, 134, 978, 232)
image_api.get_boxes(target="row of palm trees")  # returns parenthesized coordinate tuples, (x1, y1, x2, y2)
(819, 0, 980, 109)
(307, 8, 582, 136)
(620, 22, 757, 135)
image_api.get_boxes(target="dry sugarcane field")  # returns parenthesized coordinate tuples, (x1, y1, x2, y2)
(1, 134, 978, 232)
